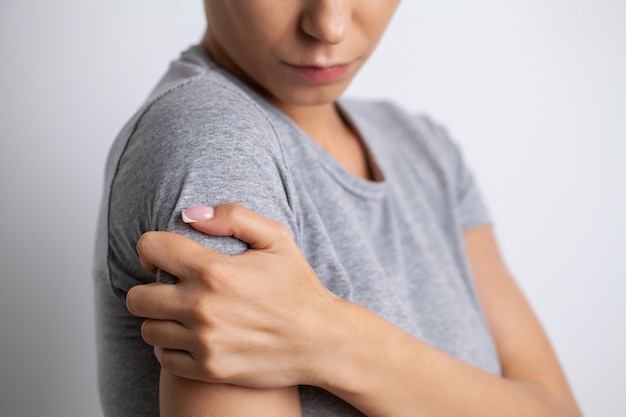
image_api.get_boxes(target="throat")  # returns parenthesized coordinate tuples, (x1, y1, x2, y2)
(280, 103, 383, 181)
(310, 110, 381, 182)
(321, 128, 380, 181)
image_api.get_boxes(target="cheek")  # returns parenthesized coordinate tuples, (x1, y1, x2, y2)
(361, 4, 399, 40)
(215, 4, 280, 56)
(232, 4, 296, 53)
(230, 26, 289, 69)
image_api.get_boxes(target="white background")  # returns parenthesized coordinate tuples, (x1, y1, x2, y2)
(1, 1, 624, 416)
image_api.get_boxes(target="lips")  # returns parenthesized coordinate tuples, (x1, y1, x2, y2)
(286, 62, 352, 84)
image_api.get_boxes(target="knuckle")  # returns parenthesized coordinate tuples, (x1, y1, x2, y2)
(188, 296, 213, 325)
(195, 332, 230, 382)
(224, 202, 245, 212)
(273, 222, 292, 241)
(197, 332, 214, 358)
(204, 259, 230, 287)
(192, 257, 231, 292)
(158, 351, 175, 372)
(201, 355, 228, 383)
(225, 202, 246, 224)
(195, 341, 219, 380)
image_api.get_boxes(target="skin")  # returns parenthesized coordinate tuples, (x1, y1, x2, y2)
(200, 0, 398, 179)
(129, 205, 583, 417)
(125, 0, 584, 416)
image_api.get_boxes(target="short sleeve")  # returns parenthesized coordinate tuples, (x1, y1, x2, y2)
(453, 146, 491, 231)
(96, 66, 298, 417)
(424, 116, 492, 231)
(107, 78, 297, 292)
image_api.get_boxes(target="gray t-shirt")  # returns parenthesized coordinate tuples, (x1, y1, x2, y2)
(94, 45, 500, 417)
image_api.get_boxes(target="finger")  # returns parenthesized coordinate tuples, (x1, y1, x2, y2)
(139, 254, 158, 277)
(136, 231, 225, 281)
(182, 203, 293, 251)
(155, 347, 207, 381)
(126, 282, 183, 320)
(141, 319, 193, 351)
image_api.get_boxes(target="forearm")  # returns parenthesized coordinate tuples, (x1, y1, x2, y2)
(160, 370, 302, 417)
(313, 299, 581, 417)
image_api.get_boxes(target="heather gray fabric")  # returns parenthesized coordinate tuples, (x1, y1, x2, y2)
(94, 45, 501, 417)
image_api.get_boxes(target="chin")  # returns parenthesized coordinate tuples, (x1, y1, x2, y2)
(277, 83, 350, 107)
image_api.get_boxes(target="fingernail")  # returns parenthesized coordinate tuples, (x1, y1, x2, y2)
(182, 206, 215, 223)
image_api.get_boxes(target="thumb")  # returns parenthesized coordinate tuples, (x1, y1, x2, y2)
(181, 203, 293, 251)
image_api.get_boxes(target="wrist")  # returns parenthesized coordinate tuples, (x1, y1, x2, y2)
(304, 298, 384, 396)
(295, 295, 355, 389)
(305, 299, 422, 410)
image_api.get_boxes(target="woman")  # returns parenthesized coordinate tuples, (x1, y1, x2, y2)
(95, 1, 582, 416)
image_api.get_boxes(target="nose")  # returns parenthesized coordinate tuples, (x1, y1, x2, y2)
(300, 0, 351, 44)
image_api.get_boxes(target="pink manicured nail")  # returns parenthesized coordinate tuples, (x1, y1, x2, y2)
(182, 206, 215, 223)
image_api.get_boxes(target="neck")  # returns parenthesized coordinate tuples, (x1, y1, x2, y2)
(200, 30, 351, 149)
(277, 100, 377, 181)
(274, 101, 348, 148)
(199, 32, 374, 180)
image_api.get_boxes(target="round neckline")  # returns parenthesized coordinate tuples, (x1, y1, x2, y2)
(313, 101, 389, 200)
(274, 101, 390, 201)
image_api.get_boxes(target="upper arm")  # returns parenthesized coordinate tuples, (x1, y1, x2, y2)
(160, 372, 302, 417)
(109, 82, 302, 415)
(463, 225, 581, 413)
(111, 80, 298, 262)
(150, 94, 301, 414)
